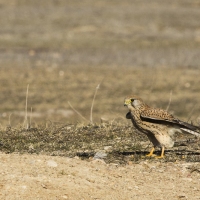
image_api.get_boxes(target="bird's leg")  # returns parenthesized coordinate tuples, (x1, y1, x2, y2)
(155, 146, 165, 159)
(146, 147, 155, 157)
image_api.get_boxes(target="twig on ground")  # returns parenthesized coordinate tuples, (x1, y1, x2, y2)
(68, 101, 89, 122)
(187, 103, 198, 123)
(166, 90, 173, 111)
(90, 83, 101, 124)
(23, 84, 29, 129)
(8, 113, 12, 127)
(29, 107, 32, 128)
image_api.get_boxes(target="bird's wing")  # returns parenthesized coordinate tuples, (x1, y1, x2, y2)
(140, 108, 177, 123)
(141, 108, 200, 136)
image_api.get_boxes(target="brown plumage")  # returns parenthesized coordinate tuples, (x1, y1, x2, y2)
(124, 95, 200, 158)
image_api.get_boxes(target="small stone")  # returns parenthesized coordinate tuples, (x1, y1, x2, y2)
(128, 186, 133, 190)
(47, 160, 58, 168)
(104, 146, 112, 151)
(128, 161, 133, 165)
(94, 151, 107, 159)
(21, 185, 27, 189)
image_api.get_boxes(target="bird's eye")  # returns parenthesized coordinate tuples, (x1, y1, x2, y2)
(131, 99, 134, 102)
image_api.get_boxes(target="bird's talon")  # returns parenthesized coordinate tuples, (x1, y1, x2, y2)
(145, 147, 155, 157)
(155, 156, 164, 159)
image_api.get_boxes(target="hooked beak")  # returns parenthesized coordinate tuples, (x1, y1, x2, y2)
(124, 99, 132, 107)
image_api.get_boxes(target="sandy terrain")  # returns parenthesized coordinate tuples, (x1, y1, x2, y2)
(0, 153, 200, 200)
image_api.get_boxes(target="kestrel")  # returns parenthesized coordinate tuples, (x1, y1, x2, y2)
(124, 95, 200, 158)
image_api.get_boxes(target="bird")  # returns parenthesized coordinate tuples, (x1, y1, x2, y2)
(124, 95, 200, 158)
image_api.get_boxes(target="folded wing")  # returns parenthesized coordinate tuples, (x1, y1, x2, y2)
(140, 108, 200, 137)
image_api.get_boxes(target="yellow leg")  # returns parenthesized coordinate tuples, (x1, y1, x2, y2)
(146, 147, 155, 157)
(156, 146, 165, 159)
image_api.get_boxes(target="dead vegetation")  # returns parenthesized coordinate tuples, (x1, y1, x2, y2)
(0, 122, 199, 164)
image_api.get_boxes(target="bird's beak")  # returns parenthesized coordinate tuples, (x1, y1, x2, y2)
(124, 99, 131, 106)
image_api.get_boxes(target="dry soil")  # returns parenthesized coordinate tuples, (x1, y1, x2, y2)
(0, 153, 200, 200)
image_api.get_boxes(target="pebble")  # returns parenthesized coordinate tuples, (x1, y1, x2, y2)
(47, 160, 58, 168)
(94, 151, 107, 159)
(103, 146, 112, 151)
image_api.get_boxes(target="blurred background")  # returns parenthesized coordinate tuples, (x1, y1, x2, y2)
(0, 0, 200, 127)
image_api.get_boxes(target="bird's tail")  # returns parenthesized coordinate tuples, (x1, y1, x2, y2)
(180, 128, 200, 137)
(177, 120, 200, 137)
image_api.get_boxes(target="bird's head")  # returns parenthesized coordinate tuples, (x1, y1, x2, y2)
(124, 95, 144, 109)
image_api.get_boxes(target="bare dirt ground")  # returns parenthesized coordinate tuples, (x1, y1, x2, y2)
(0, 152, 200, 200)
(0, 0, 200, 199)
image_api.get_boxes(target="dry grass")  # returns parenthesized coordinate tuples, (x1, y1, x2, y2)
(0, 122, 199, 164)
(0, 66, 199, 127)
